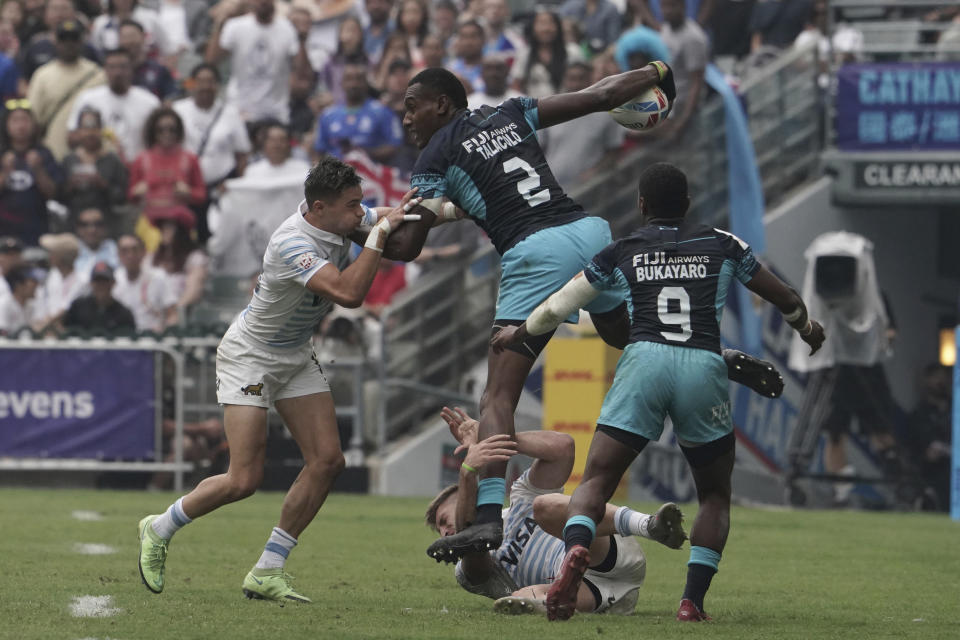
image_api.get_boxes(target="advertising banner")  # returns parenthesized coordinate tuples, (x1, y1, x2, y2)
(0, 348, 155, 459)
(835, 62, 960, 150)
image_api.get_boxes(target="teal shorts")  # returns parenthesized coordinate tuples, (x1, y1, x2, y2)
(597, 342, 732, 445)
(496, 217, 624, 321)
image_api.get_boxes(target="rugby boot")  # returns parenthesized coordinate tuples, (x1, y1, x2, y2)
(493, 596, 547, 615)
(426, 521, 503, 563)
(545, 545, 590, 621)
(676, 598, 713, 622)
(647, 502, 687, 550)
(242, 568, 312, 603)
(722, 349, 784, 398)
(137, 515, 168, 594)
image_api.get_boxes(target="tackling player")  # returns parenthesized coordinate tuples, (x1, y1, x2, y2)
(491, 163, 826, 621)
(137, 157, 421, 603)
(426, 407, 687, 615)
(389, 62, 679, 561)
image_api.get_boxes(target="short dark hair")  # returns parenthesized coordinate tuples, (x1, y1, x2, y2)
(388, 58, 412, 75)
(118, 18, 144, 33)
(408, 67, 468, 110)
(459, 19, 485, 38)
(638, 162, 689, 218)
(5, 265, 36, 290)
(190, 62, 221, 82)
(566, 61, 592, 75)
(103, 48, 132, 63)
(424, 484, 458, 533)
(304, 157, 362, 204)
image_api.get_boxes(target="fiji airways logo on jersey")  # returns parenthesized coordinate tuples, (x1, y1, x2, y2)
(633, 252, 709, 282)
(462, 123, 522, 159)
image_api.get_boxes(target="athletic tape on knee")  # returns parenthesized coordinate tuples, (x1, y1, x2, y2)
(688, 545, 721, 571)
(476, 478, 506, 506)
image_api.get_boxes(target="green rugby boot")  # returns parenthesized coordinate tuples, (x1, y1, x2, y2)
(137, 515, 169, 593)
(242, 568, 312, 603)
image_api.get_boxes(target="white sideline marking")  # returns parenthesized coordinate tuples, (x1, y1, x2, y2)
(71, 511, 104, 521)
(70, 596, 120, 618)
(73, 543, 117, 555)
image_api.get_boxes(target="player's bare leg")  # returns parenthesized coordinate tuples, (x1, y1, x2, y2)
(242, 392, 344, 603)
(677, 438, 735, 621)
(551, 429, 640, 620)
(535, 494, 686, 550)
(427, 343, 535, 562)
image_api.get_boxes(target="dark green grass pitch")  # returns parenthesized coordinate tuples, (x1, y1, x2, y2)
(1, 488, 957, 639)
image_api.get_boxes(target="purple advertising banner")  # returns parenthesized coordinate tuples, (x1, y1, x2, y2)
(0, 349, 155, 459)
(835, 62, 960, 151)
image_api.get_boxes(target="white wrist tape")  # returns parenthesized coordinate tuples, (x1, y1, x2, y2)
(526, 273, 600, 335)
(364, 218, 392, 253)
(783, 307, 804, 323)
(442, 202, 459, 220)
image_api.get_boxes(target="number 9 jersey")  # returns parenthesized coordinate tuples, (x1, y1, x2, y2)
(584, 218, 761, 354)
(410, 97, 586, 255)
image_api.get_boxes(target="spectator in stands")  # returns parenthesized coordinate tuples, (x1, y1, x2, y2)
(205, 0, 310, 125)
(90, 0, 172, 59)
(363, 0, 393, 65)
(559, 0, 622, 54)
(0, 21, 20, 100)
(0, 234, 23, 300)
(73, 206, 119, 273)
(113, 232, 178, 331)
(118, 19, 177, 101)
(431, 0, 457, 50)
(414, 210, 480, 274)
(380, 58, 419, 173)
(0, 263, 40, 334)
(148, 205, 207, 311)
(156, 0, 190, 58)
(482, 0, 525, 66)
(750, 0, 812, 53)
(244, 121, 310, 179)
(0, 100, 61, 246)
(61, 107, 129, 228)
(173, 62, 251, 241)
(312, 62, 404, 165)
(298, 0, 366, 61)
(907, 364, 952, 511)
(316, 15, 367, 108)
(373, 31, 413, 89)
(18, 0, 98, 80)
(395, 0, 427, 67)
(67, 48, 160, 163)
(63, 260, 136, 334)
(539, 61, 623, 187)
(289, 66, 321, 141)
(128, 107, 206, 229)
(467, 55, 522, 110)
(653, 0, 708, 140)
(363, 259, 406, 318)
(1, 2, 24, 43)
(25, 19, 105, 160)
(420, 33, 446, 70)
(613, 20, 670, 72)
(16, 0, 44, 44)
(705, 0, 757, 71)
(511, 9, 582, 97)
(35, 231, 86, 330)
(449, 20, 486, 93)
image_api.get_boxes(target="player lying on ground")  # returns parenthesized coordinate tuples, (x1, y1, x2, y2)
(492, 163, 826, 621)
(426, 407, 688, 615)
(381, 63, 680, 561)
(137, 157, 422, 603)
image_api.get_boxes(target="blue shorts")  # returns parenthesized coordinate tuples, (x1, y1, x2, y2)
(496, 216, 624, 321)
(597, 342, 732, 445)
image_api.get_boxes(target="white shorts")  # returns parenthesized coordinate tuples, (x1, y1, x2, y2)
(216, 324, 329, 408)
(585, 535, 646, 615)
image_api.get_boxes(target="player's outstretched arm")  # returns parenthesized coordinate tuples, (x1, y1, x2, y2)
(536, 62, 675, 129)
(745, 265, 826, 354)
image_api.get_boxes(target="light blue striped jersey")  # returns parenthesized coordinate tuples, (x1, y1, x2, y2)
(235, 201, 376, 348)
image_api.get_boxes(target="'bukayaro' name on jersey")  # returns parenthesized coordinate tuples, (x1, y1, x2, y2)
(461, 122, 521, 159)
(585, 219, 760, 354)
(410, 97, 585, 255)
(235, 202, 376, 349)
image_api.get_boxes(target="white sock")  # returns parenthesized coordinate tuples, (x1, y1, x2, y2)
(151, 497, 192, 541)
(255, 527, 298, 569)
(614, 506, 653, 539)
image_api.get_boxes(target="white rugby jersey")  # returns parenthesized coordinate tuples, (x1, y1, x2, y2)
(234, 201, 376, 349)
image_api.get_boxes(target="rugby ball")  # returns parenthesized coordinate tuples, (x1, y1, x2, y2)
(609, 86, 671, 131)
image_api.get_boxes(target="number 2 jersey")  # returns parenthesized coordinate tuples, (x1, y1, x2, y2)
(410, 97, 586, 255)
(584, 218, 761, 354)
